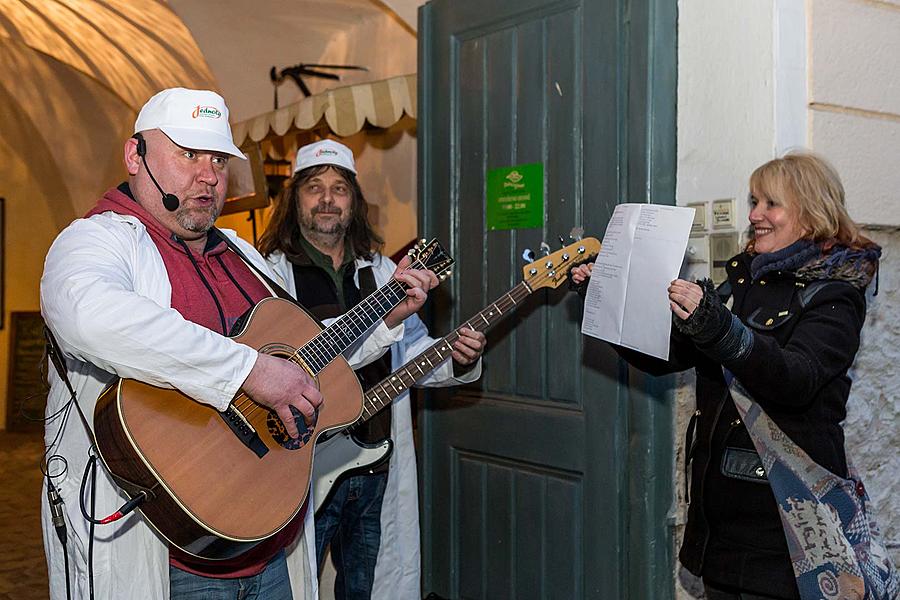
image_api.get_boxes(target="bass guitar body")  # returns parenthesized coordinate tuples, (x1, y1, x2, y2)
(93, 297, 363, 560)
(311, 432, 393, 514)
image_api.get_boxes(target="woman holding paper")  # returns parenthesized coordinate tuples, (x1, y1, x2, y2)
(572, 152, 881, 600)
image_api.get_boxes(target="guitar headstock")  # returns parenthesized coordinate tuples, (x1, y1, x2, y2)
(522, 237, 601, 290)
(407, 238, 454, 278)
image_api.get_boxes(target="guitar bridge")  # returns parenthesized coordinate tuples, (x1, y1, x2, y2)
(220, 405, 269, 459)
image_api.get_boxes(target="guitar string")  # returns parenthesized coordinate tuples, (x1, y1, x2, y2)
(357, 285, 529, 423)
(232, 247, 589, 440)
(231, 256, 438, 421)
(235, 254, 570, 431)
(350, 254, 578, 428)
(232, 276, 410, 417)
(231, 275, 412, 415)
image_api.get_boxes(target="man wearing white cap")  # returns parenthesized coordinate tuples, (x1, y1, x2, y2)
(40, 89, 438, 600)
(260, 139, 486, 600)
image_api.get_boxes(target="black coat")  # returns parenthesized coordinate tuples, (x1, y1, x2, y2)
(613, 249, 869, 599)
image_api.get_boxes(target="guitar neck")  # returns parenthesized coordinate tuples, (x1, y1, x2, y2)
(357, 280, 534, 423)
(296, 270, 411, 374)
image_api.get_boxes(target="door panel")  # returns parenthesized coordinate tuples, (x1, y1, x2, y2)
(419, 0, 677, 597)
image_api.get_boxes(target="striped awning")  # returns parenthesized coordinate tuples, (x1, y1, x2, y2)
(232, 73, 416, 147)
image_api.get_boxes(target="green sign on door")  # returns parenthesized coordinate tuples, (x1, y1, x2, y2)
(486, 162, 544, 230)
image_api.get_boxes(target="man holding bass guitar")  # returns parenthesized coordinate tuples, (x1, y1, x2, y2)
(259, 139, 486, 600)
(40, 88, 439, 600)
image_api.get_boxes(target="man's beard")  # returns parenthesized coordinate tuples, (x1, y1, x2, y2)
(175, 203, 221, 233)
(300, 205, 351, 236)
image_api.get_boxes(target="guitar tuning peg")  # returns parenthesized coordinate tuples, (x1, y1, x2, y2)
(522, 248, 536, 263)
(569, 226, 584, 241)
(558, 235, 566, 247)
(439, 272, 447, 281)
(539, 242, 551, 257)
(444, 269, 452, 278)
(420, 238, 427, 245)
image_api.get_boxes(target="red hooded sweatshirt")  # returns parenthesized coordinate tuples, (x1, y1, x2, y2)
(87, 184, 305, 577)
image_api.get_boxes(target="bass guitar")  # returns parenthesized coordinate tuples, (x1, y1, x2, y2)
(311, 237, 601, 512)
(93, 239, 453, 559)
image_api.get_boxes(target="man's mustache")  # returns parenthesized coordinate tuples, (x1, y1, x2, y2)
(312, 206, 342, 215)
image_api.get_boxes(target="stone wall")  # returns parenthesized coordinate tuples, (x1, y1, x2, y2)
(845, 227, 900, 561)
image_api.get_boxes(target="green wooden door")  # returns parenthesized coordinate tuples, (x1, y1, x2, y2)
(417, 0, 677, 597)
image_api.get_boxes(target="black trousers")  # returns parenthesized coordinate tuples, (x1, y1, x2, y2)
(704, 581, 795, 600)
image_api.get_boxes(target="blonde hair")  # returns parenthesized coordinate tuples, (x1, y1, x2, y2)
(748, 151, 869, 250)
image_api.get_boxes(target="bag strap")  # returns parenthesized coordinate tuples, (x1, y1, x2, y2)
(357, 264, 378, 299)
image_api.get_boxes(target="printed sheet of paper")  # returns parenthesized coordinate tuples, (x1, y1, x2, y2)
(581, 203, 695, 360)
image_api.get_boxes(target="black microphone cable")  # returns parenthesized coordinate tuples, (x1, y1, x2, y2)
(43, 327, 103, 600)
(79, 454, 149, 525)
(89, 457, 95, 600)
(40, 328, 77, 600)
(77, 453, 150, 600)
(46, 476, 71, 600)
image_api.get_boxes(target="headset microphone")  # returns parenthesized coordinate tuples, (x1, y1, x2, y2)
(133, 133, 180, 212)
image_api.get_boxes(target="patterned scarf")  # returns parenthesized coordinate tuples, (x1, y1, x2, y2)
(750, 239, 881, 290)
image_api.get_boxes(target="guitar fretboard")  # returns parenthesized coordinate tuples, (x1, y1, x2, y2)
(357, 280, 534, 422)
(297, 262, 422, 373)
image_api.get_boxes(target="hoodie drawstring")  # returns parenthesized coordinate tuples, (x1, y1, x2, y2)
(174, 236, 228, 335)
(215, 254, 256, 307)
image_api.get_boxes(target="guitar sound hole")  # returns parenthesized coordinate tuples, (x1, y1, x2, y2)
(268, 406, 318, 450)
(262, 345, 296, 360)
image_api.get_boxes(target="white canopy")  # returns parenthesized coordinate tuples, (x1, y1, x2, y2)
(232, 74, 416, 148)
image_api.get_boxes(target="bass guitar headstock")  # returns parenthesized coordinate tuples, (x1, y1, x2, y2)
(522, 237, 601, 290)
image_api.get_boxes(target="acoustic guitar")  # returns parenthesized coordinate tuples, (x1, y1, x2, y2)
(311, 237, 601, 512)
(93, 239, 453, 559)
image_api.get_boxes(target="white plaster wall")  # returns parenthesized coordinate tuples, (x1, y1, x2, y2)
(675, 2, 778, 595)
(676, 1, 775, 215)
(809, 0, 900, 117)
(808, 0, 900, 227)
(676, 1, 900, 598)
(809, 109, 900, 226)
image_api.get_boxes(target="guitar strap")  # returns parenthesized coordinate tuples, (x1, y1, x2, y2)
(214, 230, 333, 335)
(214, 229, 301, 305)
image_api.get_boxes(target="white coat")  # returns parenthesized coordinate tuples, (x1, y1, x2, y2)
(267, 251, 482, 600)
(40, 212, 403, 600)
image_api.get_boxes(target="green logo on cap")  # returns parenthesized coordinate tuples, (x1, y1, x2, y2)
(192, 105, 222, 119)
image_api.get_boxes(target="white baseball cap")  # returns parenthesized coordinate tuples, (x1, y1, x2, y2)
(134, 87, 246, 159)
(294, 139, 356, 174)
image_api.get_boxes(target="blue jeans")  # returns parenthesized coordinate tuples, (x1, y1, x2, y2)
(315, 472, 388, 600)
(169, 550, 292, 600)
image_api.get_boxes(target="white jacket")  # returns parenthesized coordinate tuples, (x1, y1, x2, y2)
(267, 250, 482, 600)
(40, 212, 403, 600)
